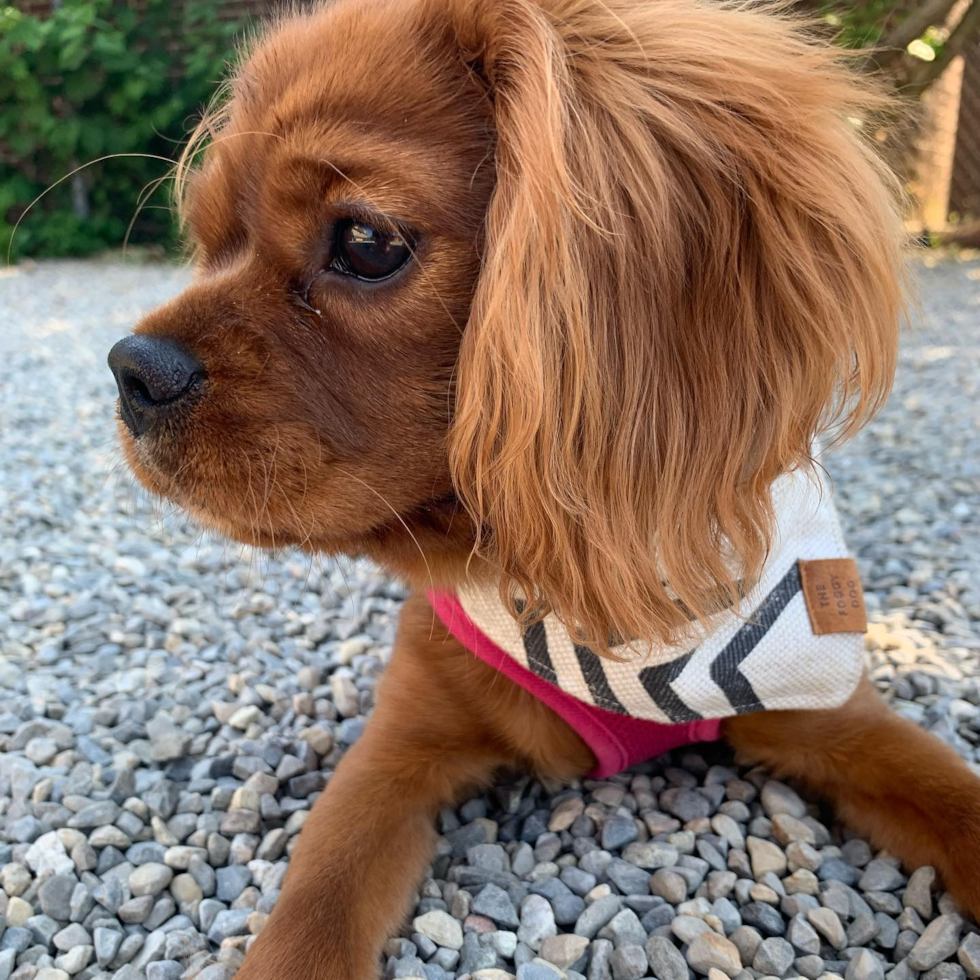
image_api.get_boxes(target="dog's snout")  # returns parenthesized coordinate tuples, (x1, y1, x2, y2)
(108, 335, 205, 437)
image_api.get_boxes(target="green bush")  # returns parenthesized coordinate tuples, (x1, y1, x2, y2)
(0, 0, 250, 260)
(817, 1, 945, 56)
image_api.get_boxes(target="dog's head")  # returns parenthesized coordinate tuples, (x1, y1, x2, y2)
(110, 0, 905, 654)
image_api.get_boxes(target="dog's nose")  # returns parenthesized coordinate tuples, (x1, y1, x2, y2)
(108, 335, 205, 437)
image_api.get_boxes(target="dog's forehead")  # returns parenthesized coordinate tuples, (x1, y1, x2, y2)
(235, 0, 474, 140)
(188, 0, 492, 262)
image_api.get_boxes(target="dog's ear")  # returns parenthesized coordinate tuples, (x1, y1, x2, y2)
(445, 0, 905, 655)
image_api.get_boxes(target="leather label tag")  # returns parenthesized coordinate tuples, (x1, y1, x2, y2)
(798, 558, 868, 635)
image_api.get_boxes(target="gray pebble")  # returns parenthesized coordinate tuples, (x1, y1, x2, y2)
(574, 896, 621, 940)
(644, 936, 688, 980)
(753, 937, 795, 977)
(609, 944, 647, 980)
(909, 915, 963, 971)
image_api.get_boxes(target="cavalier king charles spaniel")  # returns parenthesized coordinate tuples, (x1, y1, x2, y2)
(108, 0, 980, 975)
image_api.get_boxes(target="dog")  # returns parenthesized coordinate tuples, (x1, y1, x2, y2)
(107, 0, 980, 975)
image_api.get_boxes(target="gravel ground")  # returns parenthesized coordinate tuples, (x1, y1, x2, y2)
(0, 253, 978, 980)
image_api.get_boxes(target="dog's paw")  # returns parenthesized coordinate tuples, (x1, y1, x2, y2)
(233, 927, 375, 980)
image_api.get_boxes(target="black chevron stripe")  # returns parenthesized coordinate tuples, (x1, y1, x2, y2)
(638, 651, 703, 723)
(514, 599, 558, 686)
(710, 563, 802, 714)
(572, 644, 629, 715)
(522, 619, 558, 685)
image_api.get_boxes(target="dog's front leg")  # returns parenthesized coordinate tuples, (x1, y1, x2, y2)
(233, 592, 587, 980)
(725, 676, 980, 918)
(235, 730, 497, 980)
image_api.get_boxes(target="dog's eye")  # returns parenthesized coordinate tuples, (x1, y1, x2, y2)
(331, 221, 412, 281)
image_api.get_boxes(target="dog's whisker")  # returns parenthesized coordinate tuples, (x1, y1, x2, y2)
(335, 468, 435, 599)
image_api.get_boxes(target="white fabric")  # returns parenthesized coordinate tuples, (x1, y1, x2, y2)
(457, 467, 865, 724)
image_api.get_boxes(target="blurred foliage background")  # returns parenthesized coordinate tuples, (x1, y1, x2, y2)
(2, 0, 979, 260)
(0, 0, 251, 259)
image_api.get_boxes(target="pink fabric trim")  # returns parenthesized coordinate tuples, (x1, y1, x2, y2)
(428, 591, 721, 778)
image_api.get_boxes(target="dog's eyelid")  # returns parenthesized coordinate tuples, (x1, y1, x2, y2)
(329, 200, 416, 238)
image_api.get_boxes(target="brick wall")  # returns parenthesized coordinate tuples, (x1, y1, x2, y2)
(949, 40, 980, 220)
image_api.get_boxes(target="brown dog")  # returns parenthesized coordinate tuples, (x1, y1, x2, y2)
(108, 0, 980, 975)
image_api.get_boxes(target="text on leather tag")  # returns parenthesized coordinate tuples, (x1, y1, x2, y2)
(798, 558, 867, 635)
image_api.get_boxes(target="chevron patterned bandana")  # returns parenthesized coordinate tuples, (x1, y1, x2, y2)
(437, 467, 866, 727)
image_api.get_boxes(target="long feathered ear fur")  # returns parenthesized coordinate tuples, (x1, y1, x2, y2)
(446, 0, 905, 657)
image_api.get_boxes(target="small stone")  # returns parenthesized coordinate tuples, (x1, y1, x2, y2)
(904, 866, 936, 919)
(66, 801, 120, 829)
(741, 901, 786, 938)
(330, 674, 360, 717)
(548, 798, 584, 832)
(25, 833, 74, 876)
(858, 860, 906, 893)
(848, 912, 878, 947)
(55, 944, 93, 975)
(753, 937, 795, 977)
(539, 935, 589, 970)
(146, 962, 183, 980)
(845, 949, 885, 980)
(94, 928, 122, 967)
(787, 916, 821, 955)
(686, 932, 743, 977)
(922, 967, 965, 980)
(909, 915, 963, 971)
(795, 953, 825, 979)
(661, 788, 711, 822)
(0, 927, 31, 954)
(216, 865, 252, 903)
(808, 907, 847, 950)
(672, 915, 713, 945)
(785, 869, 820, 895)
(25, 738, 58, 765)
(747, 836, 787, 877)
(413, 910, 464, 951)
(228, 706, 262, 730)
(601, 814, 638, 851)
(299, 728, 334, 755)
(605, 859, 649, 897)
(622, 841, 678, 870)
(772, 814, 816, 845)
(171, 872, 204, 905)
(787, 841, 822, 873)
(472, 884, 520, 929)
(598, 909, 646, 948)
(644, 936, 688, 980)
(39, 875, 76, 920)
(760, 782, 807, 819)
(0, 865, 31, 898)
(958, 933, 980, 977)
(609, 945, 647, 980)
(34, 970, 69, 980)
(118, 894, 155, 923)
(573, 895, 620, 940)
(6, 897, 33, 928)
(219, 809, 262, 835)
(130, 863, 174, 897)
(207, 909, 251, 944)
(52, 924, 90, 952)
(517, 965, 561, 980)
(650, 869, 687, 904)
